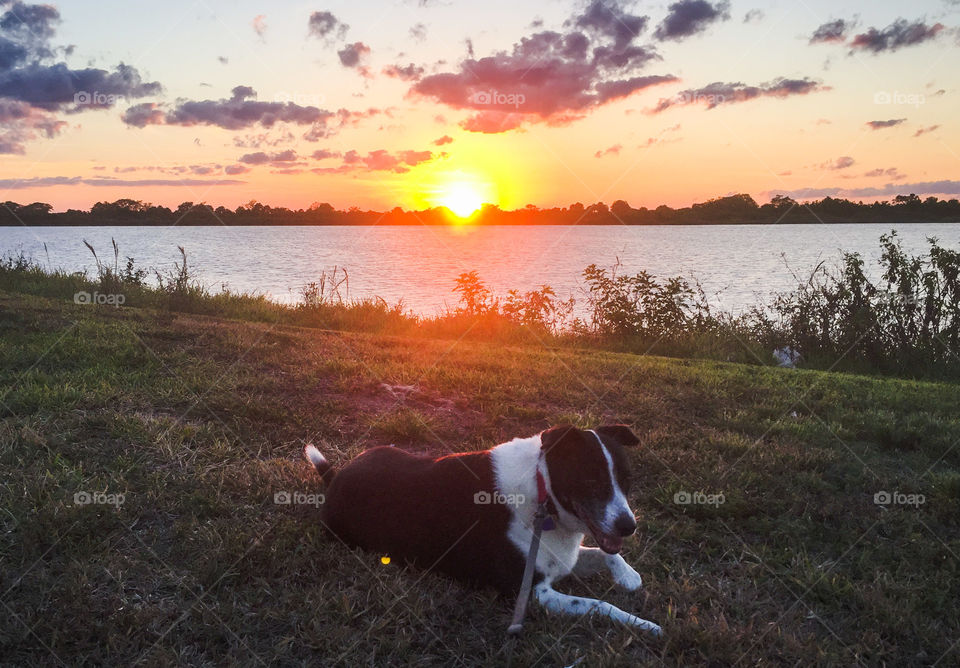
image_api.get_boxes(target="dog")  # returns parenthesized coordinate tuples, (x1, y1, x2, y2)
(304, 424, 661, 635)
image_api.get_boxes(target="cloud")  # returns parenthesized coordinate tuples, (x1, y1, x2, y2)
(743, 9, 764, 23)
(383, 63, 424, 81)
(458, 110, 525, 133)
(0, 98, 65, 153)
(594, 143, 622, 158)
(0, 1, 161, 152)
(238, 149, 299, 165)
(122, 86, 332, 130)
(914, 124, 939, 137)
(311, 149, 340, 159)
(771, 180, 960, 200)
(823, 155, 855, 170)
(410, 0, 678, 132)
(809, 19, 853, 44)
(311, 147, 442, 174)
(409, 23, 427, 42)
(308, 11, 348, 41)
(850, 19, 944, 53)
(654, 0, 730, 41)
(338, 41, 371, 68)
(866, 118, 906, 130)
(252, 15, 267, 40)
(0, 175, 244, 189)
(863, 167, 906, 181)
(224, 164, 249, 175)
(649, 77, 827, 113)
(432, 134, 453, 145)
(571, 0, 649, 48)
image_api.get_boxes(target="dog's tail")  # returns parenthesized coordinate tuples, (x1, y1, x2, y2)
(304, 443, 336, 486)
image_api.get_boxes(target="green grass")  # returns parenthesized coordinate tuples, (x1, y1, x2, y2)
(1, 289, 959, 666)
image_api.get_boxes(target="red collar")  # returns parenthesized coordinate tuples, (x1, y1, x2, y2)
(536, 468, 548, 504)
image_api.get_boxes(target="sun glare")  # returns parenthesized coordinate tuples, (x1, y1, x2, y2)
(439, 183, 484, 218)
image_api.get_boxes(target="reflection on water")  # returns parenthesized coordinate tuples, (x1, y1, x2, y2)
(5, 224, 958, 315)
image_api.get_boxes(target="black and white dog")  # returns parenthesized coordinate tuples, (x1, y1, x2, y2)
(305, 424, 661, 635)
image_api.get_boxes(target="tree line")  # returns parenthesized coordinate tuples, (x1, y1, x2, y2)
(2, 193, 959, 226)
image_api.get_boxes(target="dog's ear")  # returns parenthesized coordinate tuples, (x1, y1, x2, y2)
(540, 424, 583, 452)
(595, 424, 640, 448)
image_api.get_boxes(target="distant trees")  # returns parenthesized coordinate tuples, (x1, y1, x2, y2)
(3, 193, 959, 226)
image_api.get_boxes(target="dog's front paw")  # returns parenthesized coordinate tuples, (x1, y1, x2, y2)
(614, 565, 643, 591)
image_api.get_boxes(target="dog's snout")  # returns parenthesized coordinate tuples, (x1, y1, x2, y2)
(614, 513, 636, 537)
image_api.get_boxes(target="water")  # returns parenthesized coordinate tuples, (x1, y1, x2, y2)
(3, 224, 958, 315)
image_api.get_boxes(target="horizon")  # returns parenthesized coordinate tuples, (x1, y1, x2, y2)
(0, 0, 957, 214)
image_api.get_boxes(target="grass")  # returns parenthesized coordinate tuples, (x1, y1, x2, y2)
(1, 289, 959, 666)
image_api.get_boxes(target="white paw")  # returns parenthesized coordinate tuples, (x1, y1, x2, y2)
(614, 566, 643, 591)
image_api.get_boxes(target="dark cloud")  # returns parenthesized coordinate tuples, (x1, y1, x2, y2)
(308, 11, 348, 40)
(654, 0, 730, 41)
(809, 19, 853, 44)
(338, 42, 370, 68)
(239, 149, 299, 165)
(122, 86, 332, 130)
(866, 118, 906, 130)
(743, 9, 764, 23)
(411, 1, 677, 132)
(650, 77, 827, 113)
(382, 63, 424, 81)
(224, 164, 249, 175)
(0, 1, 60, 41)
(571, 0, 649, 48)
(0, 61, 162, 110)
(0, 1, 161, 152)
(850, 19, 944, 53)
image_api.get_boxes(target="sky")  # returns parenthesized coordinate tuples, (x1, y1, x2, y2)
(0, 0, 958, 212)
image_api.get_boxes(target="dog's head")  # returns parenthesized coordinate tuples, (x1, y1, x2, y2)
(540, 424, 640, 554)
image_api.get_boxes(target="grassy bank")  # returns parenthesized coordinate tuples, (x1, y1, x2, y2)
(1, 289, 958, 666)
(4, 229, 960, 381)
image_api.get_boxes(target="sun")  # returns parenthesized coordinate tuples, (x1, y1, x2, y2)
(439, 183, 484, 218)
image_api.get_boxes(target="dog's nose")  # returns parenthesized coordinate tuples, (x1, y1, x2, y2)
(614, 514, 636, 537)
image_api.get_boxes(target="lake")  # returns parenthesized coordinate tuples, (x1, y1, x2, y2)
(3, 224, 958, 315)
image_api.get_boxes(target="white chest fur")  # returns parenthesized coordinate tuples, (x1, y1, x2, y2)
(490, 436, 583, 579)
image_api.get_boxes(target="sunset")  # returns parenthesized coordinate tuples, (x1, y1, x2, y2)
(3, 1, 960, 666)
(0, 0, 957, 211)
